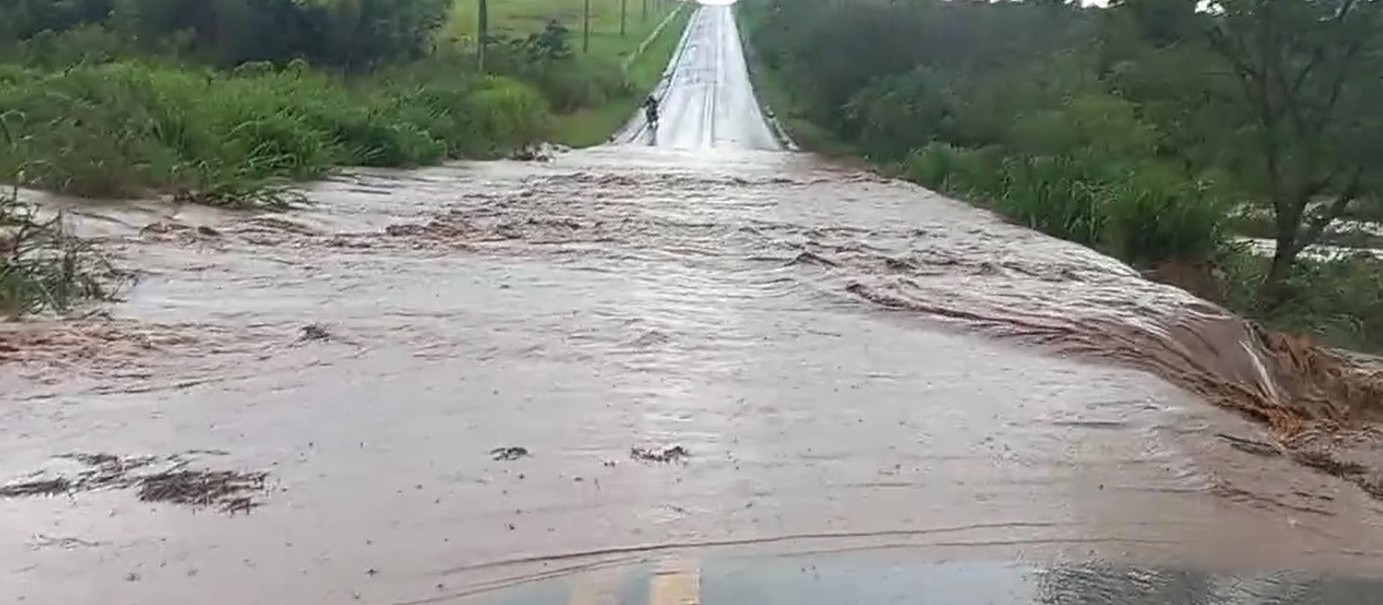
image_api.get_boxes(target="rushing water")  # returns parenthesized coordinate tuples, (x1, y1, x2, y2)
(4, 5, 1383, 605)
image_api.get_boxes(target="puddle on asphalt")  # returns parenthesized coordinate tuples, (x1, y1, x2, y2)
(445, 552, 1383, 605)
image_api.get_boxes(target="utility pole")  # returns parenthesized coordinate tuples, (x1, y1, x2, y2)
(477, 0, 488, 72)
(583, 0, 591, 53)
(642, 0, 648, 24)
(620, 0, 627, 37)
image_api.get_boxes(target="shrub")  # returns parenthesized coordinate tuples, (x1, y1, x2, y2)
(1, 115, 114, 316)
(1102, 167, 1224, 266)
(1221, 250, 1383, 352)
(993, 154, 1109, 246)
(907, 144, 1225, 266)
(452, 76, 550, 156)
(0, 61, 551, 203)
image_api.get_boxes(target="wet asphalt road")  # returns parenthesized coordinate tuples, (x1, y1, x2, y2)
(5, 3, 1383, 604)
(613, 4, 779, 150)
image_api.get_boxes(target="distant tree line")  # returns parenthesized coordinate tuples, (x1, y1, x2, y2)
(743, 0, 1383, 350)
(745, 0, 1383, 297)
(0, 0, 451, 71)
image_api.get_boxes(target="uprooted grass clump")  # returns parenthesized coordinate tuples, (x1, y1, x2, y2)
(0, 451, 268, 514)
(2, 116, 117, 316)
(0, 188, 115, 317)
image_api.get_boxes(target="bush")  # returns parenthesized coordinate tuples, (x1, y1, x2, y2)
(1, 117, 114, 316)
(0, 196, 113, 316)
(907, 144, 1224, 266)
(524, 59, 628, 114)
(3, 0, 451, 72)
(453, 77, 550, 156)
(1222, 251, 1383, 352)
(903, 143, 963, 190)
(1101, 168, 1224, 266)
(904, 142, 1002, 196)
(992, 154, 1110, 246)
(0, 62, 550, 203)
(486, 24, 630, 114)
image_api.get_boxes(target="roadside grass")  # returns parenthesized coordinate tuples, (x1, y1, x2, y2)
(1217, 249, 1383, 353)
(903, 143, 1225, 268)
(1, 114, 115, 317)
(733, 6, 858, 160)
(0, 190, 114, 317)
(549, 4, 692, 146)
(448, 0, 687, 147)
(448, 0, 680, 58)
(0, 64, 548, 206)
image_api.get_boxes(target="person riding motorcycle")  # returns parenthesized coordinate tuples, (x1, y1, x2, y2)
(642, 95, 659, 127)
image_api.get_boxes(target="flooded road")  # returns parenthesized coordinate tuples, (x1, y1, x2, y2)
(6, 4, 1383, 604)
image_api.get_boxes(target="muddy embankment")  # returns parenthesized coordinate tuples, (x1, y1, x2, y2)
(790, 181, 1383, 498)
(847, 253, 1383, 485)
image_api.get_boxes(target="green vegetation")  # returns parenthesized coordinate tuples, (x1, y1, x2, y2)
(1, 114, 113, 316)
(449, 0, 679, 58)
(549, 5, 692, 146)
(0, 188, 113, 317)
(740, 0, 1383, 352)
(0, 63, 546, 202)
(0, 0, 686, 202)
(447, 0, 685, 146)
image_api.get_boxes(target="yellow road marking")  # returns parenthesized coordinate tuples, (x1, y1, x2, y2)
(649, 556, 701, 605)
(566, 566, 625, 605)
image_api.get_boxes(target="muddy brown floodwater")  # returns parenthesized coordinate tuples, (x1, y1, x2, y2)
(7, 5, 1383, 605)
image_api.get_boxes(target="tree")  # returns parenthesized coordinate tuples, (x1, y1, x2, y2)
(1204, 0, 1383, 299)
(1110, 0, 1199, 48)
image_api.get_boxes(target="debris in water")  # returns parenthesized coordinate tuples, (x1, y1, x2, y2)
(138, 470, 268, 513)
(299, 324, 331, 342)
(0, 477, 71, 497)
(0, 451, 269, 513)
(630, 445, 690, 464)
(625, 330, 671, 349)
(1216, 432, 1282, 457)
(490, 446, 530, 461)
(509, 142, 569, 162)
(1292, 450, 1369, 477)
(791, 251, 838, 267)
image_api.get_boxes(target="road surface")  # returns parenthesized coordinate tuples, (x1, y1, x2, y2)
(613, 4, 780, 150)
(4, 4, 1383, 604)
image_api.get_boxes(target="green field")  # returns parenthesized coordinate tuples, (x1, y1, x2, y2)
(448, 0, 692, 146)
(449, 0, 680, 56)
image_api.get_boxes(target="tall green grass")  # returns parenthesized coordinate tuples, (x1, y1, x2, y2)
(1, 111, 114, 317)
(907, 143, 1225, 267)
(0, 192, 113, 317)
(0, 62, 550, 206)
